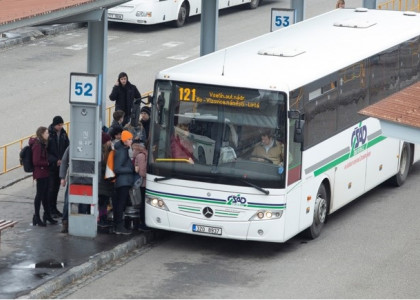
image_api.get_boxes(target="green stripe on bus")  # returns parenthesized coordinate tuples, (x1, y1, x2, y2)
(179, 206, 201, 212)
(215, 211, 239, 216)
(148, 190, 286, 210)
(313, 135, 386, 177)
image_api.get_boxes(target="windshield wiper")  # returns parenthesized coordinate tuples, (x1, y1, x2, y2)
(154, 176, 173, 182)
(239, 179, 269, 195)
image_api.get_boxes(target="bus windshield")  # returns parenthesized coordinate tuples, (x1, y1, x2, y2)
(150, 81, 288, 189)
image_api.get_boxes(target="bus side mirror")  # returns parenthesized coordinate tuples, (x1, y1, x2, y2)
(294, 119, 304, 144)
(288, 110, 304, 144)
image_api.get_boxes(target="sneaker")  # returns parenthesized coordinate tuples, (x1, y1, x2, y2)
(115, 225, 132, 235)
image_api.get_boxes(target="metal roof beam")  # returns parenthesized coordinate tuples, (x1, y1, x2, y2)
(0, 0, 128, 32)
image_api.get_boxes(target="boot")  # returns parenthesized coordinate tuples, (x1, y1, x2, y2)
(53, 207, 63, 218)
(33, 214, 46, 227)
(43, 212, 58, 225)
(115, 223, 131, 235)
(61, 220, 68, 233)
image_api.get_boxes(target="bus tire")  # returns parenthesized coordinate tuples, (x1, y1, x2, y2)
(174, 2, 188, 27)
(305, 183, 328, 239)
(390, 142, 412, 187)
(248, 0, 262, 9)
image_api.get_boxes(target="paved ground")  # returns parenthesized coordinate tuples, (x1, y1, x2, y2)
(0, 167, 157, 299)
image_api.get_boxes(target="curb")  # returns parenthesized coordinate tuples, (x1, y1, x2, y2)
(17, 233, 154, 299)
(0, 23, 85, 49)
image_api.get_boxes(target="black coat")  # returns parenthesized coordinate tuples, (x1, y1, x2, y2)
(47, 125, 70, 172)
(113, 140, 134, 188)
(109, 81, 141, 117)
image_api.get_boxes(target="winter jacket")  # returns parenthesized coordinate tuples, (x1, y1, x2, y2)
(59, 147, 69, 180)
(171, 135, 194, 160)
(140, 118, 150, 141)
(47, 125, 70, 172)
(113, 140, 135, 188)
(29, 137, 49, 180)
(251, 140, 284, 165)
(109, 81, 141, 119)
(132, 143, 148, 188)
(124, 123, 146, 142)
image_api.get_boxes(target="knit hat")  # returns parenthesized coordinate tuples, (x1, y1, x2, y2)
(52, 116, 64, 126)
(140, 106, 150, 116)
(121, 130, 133, 142)
(102, 132, 111, 145)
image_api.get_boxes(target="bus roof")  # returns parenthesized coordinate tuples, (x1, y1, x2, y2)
(156, 8, 420, 92)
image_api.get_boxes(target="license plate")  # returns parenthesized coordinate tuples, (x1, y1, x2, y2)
(108, 13, 123, 20)
(192, 224, 222, 236)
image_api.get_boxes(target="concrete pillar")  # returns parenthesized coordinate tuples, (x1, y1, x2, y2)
(200, 0, 218, 56)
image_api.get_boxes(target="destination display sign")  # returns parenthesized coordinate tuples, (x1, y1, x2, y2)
(175, 84, 261, 109)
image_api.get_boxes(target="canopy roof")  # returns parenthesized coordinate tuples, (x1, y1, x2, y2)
(0, 0, 128, 32)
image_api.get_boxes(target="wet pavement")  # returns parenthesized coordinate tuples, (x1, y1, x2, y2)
(0, 168, 155, 299)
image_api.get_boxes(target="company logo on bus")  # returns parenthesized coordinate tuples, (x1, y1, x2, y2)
(227, 194, 248, 206)
(350, 123, 368, 157)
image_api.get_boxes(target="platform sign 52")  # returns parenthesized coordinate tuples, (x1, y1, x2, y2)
(271, 8, 296, 32)
(69, 73, 99, 105)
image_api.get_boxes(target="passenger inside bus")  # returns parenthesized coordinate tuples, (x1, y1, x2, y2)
(170, 122, 195, 164)
(250, 129, 284, 165)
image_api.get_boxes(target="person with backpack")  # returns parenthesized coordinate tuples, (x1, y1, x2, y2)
(29, 126, 57, 226)
(98, 132, 114, 227)
(113, 130, 135, 235)
(47, 116, 70, 219)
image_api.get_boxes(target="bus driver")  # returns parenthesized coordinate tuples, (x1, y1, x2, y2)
(251, 130, 284, 165)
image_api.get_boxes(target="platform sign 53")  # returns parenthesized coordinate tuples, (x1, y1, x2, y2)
(271, 8, 296, 32)
(69, 73, 99, 105)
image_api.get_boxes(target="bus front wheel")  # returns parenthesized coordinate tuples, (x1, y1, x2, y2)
(305, 184, 328, 239)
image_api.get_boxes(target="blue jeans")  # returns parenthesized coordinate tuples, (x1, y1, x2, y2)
(62, 183, 69, 221)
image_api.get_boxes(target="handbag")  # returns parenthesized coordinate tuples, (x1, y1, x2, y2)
(133, 173, 143, 189)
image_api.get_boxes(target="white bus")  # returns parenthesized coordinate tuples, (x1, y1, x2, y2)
(145, 8, 420, 242)
(108, 0, 262, 27)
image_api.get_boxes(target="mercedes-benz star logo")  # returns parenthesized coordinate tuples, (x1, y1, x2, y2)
(202, 207, 214, 218)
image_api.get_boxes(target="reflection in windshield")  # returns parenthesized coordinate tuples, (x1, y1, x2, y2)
(150, 81, 288, 189)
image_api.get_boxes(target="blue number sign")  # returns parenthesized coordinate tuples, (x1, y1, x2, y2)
(271, 8, 296, 32)
(69, 73, 98, 104)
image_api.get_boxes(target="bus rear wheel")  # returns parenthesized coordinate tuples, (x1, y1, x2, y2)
(174, 2, 188, 27)
(305, 184, 328, 239)
(390, 142, 411, 187)
(248, 0, 262, 9)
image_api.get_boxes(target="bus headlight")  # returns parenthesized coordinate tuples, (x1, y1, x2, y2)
(249, 210, 283, 221)
(146, 196, 168, 211)
(136, 11, 152, 17)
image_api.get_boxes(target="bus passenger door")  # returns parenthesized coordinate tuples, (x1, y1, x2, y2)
(284, 119, 303, 240)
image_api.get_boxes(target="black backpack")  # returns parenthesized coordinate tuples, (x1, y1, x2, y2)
(19, 145, 34, 173)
